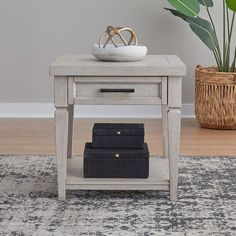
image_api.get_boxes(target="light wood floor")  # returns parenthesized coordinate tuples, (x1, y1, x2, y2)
(0, 118, 235, 156)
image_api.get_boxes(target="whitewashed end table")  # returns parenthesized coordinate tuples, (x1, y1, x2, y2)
(49, 55, 186, 201)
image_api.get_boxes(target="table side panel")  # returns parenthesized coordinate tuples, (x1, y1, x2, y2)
(161, 77, 167, 105)
(54, 77, 68, 107)
(168, 77, 182, 108)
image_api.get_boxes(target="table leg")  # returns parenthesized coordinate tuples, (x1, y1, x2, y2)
(67, 104, 74, 158)
(167, 108, 181, 201)
(55, 108, 68, 200)
(162, 105, 169, 159)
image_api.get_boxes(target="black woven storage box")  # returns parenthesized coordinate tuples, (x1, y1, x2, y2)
(92, 123, 144, 149)
(84, 143, 149, 178)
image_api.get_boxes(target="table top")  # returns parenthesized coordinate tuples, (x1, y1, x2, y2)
(50, 54, 186, 77)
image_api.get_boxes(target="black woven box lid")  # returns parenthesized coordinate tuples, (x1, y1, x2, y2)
(92, 123, 144, 136)
(84, 143, 149, 159)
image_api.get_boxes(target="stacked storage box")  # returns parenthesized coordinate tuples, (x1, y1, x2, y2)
(84, 123, 149, 178)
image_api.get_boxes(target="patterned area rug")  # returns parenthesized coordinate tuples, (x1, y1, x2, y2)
(0, 156, 235, 236)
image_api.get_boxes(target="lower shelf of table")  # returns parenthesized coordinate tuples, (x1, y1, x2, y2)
(66, 156, 170, 191)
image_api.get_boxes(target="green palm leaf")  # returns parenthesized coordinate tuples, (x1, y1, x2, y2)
(226, 0, 236, 12)
(167, 0, 200, 17)
(198, 0, 213, 7)
(164, 8, 188, 21)
(186, 17, 219, 51)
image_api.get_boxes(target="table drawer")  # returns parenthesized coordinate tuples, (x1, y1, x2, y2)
(70, 77, 167, 105)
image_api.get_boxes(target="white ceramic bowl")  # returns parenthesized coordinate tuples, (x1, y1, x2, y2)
(91, 44, 147, 62)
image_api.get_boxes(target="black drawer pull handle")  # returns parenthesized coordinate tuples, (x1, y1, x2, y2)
(100, 88, 135, 93)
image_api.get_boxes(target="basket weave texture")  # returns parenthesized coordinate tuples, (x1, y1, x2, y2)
(195, 65, 236, 129)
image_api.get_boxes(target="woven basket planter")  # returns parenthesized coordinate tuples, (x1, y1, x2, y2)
(195, 65, 236, 129)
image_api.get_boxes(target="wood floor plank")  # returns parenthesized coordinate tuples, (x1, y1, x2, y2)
(0, 118, 235, 156)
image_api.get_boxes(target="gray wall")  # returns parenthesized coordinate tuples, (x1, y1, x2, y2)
(0, 0, 222, 103)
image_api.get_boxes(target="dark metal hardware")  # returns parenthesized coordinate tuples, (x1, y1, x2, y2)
(100, 88, 135, 93)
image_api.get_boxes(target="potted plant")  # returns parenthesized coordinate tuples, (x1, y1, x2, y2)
(165, 0, 236, 129)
